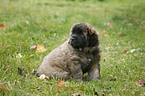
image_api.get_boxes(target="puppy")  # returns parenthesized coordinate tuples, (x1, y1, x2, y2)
(37, 23, 101, 81)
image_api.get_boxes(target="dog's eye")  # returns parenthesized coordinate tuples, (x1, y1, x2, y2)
(79, 32, 84, 35)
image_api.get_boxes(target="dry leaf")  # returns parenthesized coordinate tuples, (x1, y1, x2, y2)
(135, 79, 145, 86)
(71, 93, 81, 96)
(38, 74, 50, 80)
(45, 76, 50, 80)
(123, 49, 128, 53)
(29, 54, 34, 58)
(118, 32, 126, 36)
(20, 41, 24, 44)
(30, 46, 37, 49)
(135, 82, 142, 86)
(135, 82, 138, 86)
(57, 79, 65, 89)
(0, 23, 4, 28)
(139, 79, 145, 86)
(102, 30, 109, 37)
(39, 74, 46, 79)
(36, 44, 47, 52)
(103, 30, 108, 34)
(57, 79, 61, 83)
(37, 86, 42, 90)
(107, 23, 113, 28)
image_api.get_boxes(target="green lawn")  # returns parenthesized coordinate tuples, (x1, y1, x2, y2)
(0, 0, 145, 95)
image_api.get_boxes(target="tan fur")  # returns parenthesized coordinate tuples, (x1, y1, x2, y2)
(37, 23, 101, 81)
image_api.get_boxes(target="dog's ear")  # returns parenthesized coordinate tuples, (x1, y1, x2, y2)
(88, 33, 98, 47)
(86, 24, 99, 47)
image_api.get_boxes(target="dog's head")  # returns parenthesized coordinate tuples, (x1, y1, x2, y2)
(68, 23, 99, 49)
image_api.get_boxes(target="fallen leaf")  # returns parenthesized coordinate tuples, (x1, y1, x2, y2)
(138, 67, 143, 70)
(36, 44, 47, 52)
(57, 79, 65, 89)
(45, 76, 50, 80)
(135, 82, 142, 86)
(37, 86, 42, 90)
(20, 41, 24, 44)
(39, 74, 46, 79)
(135, 79, 145, 86)
(123, 49, 128, 53)
(38, 73, 50, 80)
(103, 30, 108, 34)
(56, 79, 61, 83)
(30, 46, 37, 49)
(135, 82, 138, 86)
(107, 23, 113, 28)
(16, 53, 23, 58)
(71, 93, 81, 96)
(0, 23, 4, 28)
(130, 49, 136, 53)
(102, 30, 109, 37)
(29, 54, 34, 58)
(139, 79, 145, 86)
(118, 32, 126, 36)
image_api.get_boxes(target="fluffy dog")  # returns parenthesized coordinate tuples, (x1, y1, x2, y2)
(37, 23, 101, 81)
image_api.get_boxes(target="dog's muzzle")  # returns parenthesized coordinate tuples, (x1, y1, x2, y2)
(69, 35, 87, 49)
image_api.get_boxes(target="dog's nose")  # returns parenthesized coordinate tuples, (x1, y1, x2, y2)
(71, 36, 77, 42)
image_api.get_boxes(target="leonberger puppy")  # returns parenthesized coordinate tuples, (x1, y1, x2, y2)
(36, 23, 101, 81)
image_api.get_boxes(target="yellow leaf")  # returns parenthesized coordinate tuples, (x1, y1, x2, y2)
(36, 44, 47, 52)
(57, 79, 65, 89)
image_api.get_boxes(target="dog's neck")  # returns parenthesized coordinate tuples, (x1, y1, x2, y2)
(67, 40, 100, 53)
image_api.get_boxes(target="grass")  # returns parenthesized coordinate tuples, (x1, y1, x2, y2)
(0, 0, 145, 95)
